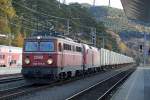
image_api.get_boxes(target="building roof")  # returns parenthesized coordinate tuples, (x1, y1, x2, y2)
(121, 0, 150, 24)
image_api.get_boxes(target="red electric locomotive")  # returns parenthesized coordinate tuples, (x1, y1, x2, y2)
(22, 36, 84, 80)
(22, 35, 103, 83)
(82, 44, 100, 72)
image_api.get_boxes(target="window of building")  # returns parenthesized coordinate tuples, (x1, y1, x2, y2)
(11, 60, 16, 64)
(76, 46, 82, 52)
(0, 55, 5, 59)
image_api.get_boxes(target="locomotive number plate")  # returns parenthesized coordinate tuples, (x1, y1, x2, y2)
(33, 62, 45, 66)
(34, 55, 43, 60)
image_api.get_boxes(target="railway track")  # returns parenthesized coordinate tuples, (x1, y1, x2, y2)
(0, 70, 108, 100)
(0, 76, 32, 100)
(0, 79, 74, 100)
(0, 67, 135, 100)
(66, 68, 135, 100)
(0, 76, 26, 92)
(0, 76, 24, 84)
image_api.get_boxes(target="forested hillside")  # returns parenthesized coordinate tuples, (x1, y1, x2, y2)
(89, 6, 150, 34)
(0, 0, 24, 46)
(0, 0, 130, 53)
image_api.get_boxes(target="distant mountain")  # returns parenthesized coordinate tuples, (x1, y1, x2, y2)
(89, 6, 124, 21)
(80, 3, 92, 8)
(88, 6, 150, 33)
(120, 31, 150, 41)
(0, 0, 109, 49)
(0, 0, 140, 55)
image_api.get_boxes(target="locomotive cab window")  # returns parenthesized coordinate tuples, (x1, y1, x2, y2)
(25, 41, 54, 52)
(63, 44, 71, 51)
(40, 41, 54, 52)
(25, 42, 38, 52)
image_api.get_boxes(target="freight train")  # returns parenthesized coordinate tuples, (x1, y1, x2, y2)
(0, 45, 22, 67)
(22, 36, 134, 81)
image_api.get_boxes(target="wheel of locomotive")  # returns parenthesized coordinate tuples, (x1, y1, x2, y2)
(75, 70, 80, 77)
(88, 68, 93, 74)
(94, 68, 97, 73)
(49, 74, 55, 80)
(62, 72, 66, 79)
(67, 71, 72, 78)
(98, 67, 101, 72)
(59, 73, 63, 79)
(83, 70, 88, 75)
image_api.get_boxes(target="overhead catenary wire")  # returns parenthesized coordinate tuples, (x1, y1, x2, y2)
(12, 1, 97, 34)
(13, 1, 85, 21)
(10, 22, 37, 32)
(12, 1, 93, 22)
(0, 13, 38, 32)
(1, 1, 100, 38)
(13, 1, 67, 20)
(0, 13, 53, 32)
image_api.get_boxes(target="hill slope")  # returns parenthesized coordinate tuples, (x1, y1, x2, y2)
(0, 0, 130, 54)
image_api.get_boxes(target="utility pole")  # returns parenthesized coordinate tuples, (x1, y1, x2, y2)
(92, 0, 96, 47)
(67, 19, 70, 35)
(91, 28, 96, 47)
(8, 32, 12, 67)
(6, 15, 12, 67)
(33, 0, 39, 33)
(63, 0, 66, 4)
(102, 37, 104, 48)
(58, 0, 61, 8)
(108, 0, 111, 7)
(93, 0, 96, 6)
(144, 32, 146, 67)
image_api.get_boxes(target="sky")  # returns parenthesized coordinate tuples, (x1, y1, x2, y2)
(64, 0, 123, 9)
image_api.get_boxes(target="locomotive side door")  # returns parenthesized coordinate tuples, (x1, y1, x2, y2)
(58, 42, 64, 68)
(82, 45, 86, 72)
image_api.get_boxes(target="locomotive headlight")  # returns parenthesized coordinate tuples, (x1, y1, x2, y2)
(25, 58, 30, 64)
(47, 58, 53, 64)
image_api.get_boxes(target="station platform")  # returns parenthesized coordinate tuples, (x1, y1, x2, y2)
(111, 66, 150, 100)
(0, 67, 21, 76)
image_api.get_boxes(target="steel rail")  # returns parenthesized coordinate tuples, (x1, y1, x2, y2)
(66, 68, 134, 100)
(0, 76, 24, 84)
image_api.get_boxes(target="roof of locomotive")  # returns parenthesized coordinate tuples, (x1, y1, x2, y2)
(82, 43, 99, 51)
(25, 36, 83, 46)
(25, 36, 82, 46)
(25, 36, 74, 41)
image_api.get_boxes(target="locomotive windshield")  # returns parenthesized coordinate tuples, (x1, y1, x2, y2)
(25, 42, 38, 52)
(25, 41, 54, 52)
(39, 42, 54, 52)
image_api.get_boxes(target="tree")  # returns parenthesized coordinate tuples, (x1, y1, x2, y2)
(12, 33, 24, 47)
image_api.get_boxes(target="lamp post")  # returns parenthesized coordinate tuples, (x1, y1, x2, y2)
(8, 32, 12, 67)
(109, 0, 111, 7)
